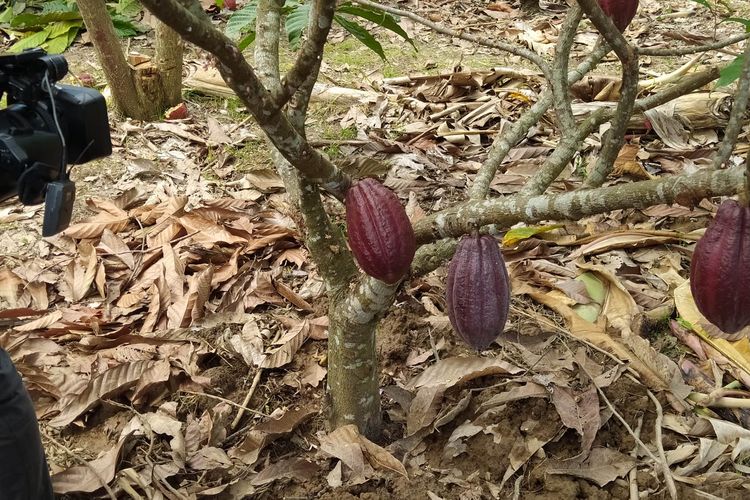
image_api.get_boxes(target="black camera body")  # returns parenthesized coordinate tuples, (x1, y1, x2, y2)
(0, 48, 112, 235)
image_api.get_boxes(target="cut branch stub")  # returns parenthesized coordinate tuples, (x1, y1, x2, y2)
(345, 178, 416, 284)
(690, 199, 750, 338)
(446, 234, 511, 350)
(597, 0, 639, 32)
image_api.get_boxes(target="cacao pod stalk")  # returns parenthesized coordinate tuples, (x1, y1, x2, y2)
(345, 178, 416, 284)
(446, 234, 511, 350)
(597, 0, 639, 32)
(690, 199, 750, 336)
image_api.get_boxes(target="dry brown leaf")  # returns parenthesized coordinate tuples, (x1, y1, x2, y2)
(98, 228, 135, 269)
(178, 213, 247, 245)
(0, 267, 23, 307)
(500, 417, 559, 488)
(545, 447, 636, 487)
(251, 458, 319, 486)
(301, 360, 327, 388)
(188, 447, 233, 470)
(319, 424, 408, 479)
(62, 211, 129, 239)
(406, 384, 446, 436)
(552, 385, 600, 454)
(51, 435, 132, 494)
(59, 241, 98, 303)
(230, 407, 317, 465)
(14, 310, 64, 332)
(49, 360, 158, 427)
(407, 356, 522, 390)
(261, 321, 309, 369)
(245, 169, 285, 192)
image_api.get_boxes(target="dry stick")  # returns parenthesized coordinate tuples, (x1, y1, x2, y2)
(180, 389, 269, 417)
(42, 429, 118, 500)
(230, 367, 264, 430)
(587, 380, 678, 500)
(551, 5, 583, 134)
(712, 38, 750, 169)
(629, 414, 644, 500)
(350, 0, 552, 80)
(646, 389, 678, 500)
(117, 477, 144, 500)
(639, 33, 750, 57)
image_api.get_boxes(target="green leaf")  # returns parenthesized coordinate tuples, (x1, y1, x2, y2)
(726, 17, 750, 32)
(113, 0, 142, 18)
(0, 7, 14, 24)
(336, 2, 415, 49)
(11, 11, 81, 29)
(285, 2, 310, 49)
(226, 2, 257, 39)
(689, 0, 712, 9)
(502, 224, 563, 247)
(43, 31, 76, 53)
(8, 28, 51, 53)
(717, 54, 745, 87)
(238, 31, 256, 51)
(47, 19, 81, 39)
(334, 14, 385, 60)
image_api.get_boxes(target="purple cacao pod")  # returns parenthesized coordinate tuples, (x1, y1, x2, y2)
(690, 199, 750, 335)
(446, 234, 511, 350)
(598, 0, 639, 32)
(345, 178, 416, 284)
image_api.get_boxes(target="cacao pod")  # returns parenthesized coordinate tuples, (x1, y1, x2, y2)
(345, 178, 416, 284)
(597, 0, 639, 32)
(446, 234, 511, 350)
(690, 199, 750, 336)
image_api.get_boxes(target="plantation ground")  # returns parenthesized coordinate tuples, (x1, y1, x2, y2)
(2, 0, 750, 498)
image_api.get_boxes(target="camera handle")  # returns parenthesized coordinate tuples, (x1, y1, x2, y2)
(39, 70, 76, 237)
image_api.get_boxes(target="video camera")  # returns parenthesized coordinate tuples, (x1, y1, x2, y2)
(0, 48, 112, 236)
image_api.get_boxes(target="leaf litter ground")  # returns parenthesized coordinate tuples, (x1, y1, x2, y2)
(2, 0, 750, 498)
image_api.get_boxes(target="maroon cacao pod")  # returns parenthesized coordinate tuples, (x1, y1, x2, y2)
(598, 0, 639, 32)
(345, 178, 416, 284)
(690, 199, 750, 335)
(446, 234, 511, 350)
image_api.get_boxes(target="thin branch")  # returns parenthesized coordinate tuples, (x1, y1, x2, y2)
(469, 39, 611, 199)
(413, 164, 745, 243)
(350, 0, 552, 80)
(646, 390, 678, 500)
(551, 5, 583, 134)
(280, 0, 337, 105)
(712, 38, 750, 169)
(578, 0, 639, 188)
(230, 368, 264, 430)
(254, 0, 284, 93)
(139, 0, 348, 193)
(639, 32, 750, 57)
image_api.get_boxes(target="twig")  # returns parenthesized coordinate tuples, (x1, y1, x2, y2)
(646, 390, 678, 500)
(230, 368, 264, 430)
(689, 393, 750, 408)
(117, 477, 144, 500)
(712, 38, 750, 169)
(629, 414, 644, 500)
(639, 33, 750, 57)
(350, 0, 552, 80)
(180, 389, 269, 417)
(42, 429, 118, 500)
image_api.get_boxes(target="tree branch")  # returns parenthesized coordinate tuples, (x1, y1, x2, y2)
(469, 39, 611, 199)
(139, 0, 349, 195)
(351, 0, 552, 80)
(279, 0, 336, 106)
(712, 38, 750, 169)
(577, 0, 639, 189)
(639, 33, 750, 57)
(254, 0, 284, 93)
(414, 165, 745, 243)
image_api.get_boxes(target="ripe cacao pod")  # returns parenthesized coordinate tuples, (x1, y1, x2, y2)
(690, 199, 750, 336)
(345, 178, 416, 284)
(446, 234, 511, 350)
(597, 0, 639, 32)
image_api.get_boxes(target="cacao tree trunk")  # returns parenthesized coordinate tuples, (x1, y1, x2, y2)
(76, 0, 148, 119)
(77, 0, 183, 120)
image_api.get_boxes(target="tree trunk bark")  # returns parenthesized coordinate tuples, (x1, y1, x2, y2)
(76, 0, 150, 120)
(155, 20, 184, 106)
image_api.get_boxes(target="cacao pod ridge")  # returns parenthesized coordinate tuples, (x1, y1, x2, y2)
(690, 199, 750, 335)
(446, 234, 511, 350)
(597, 0, 639, 32)
(345, 178, 416, 284)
